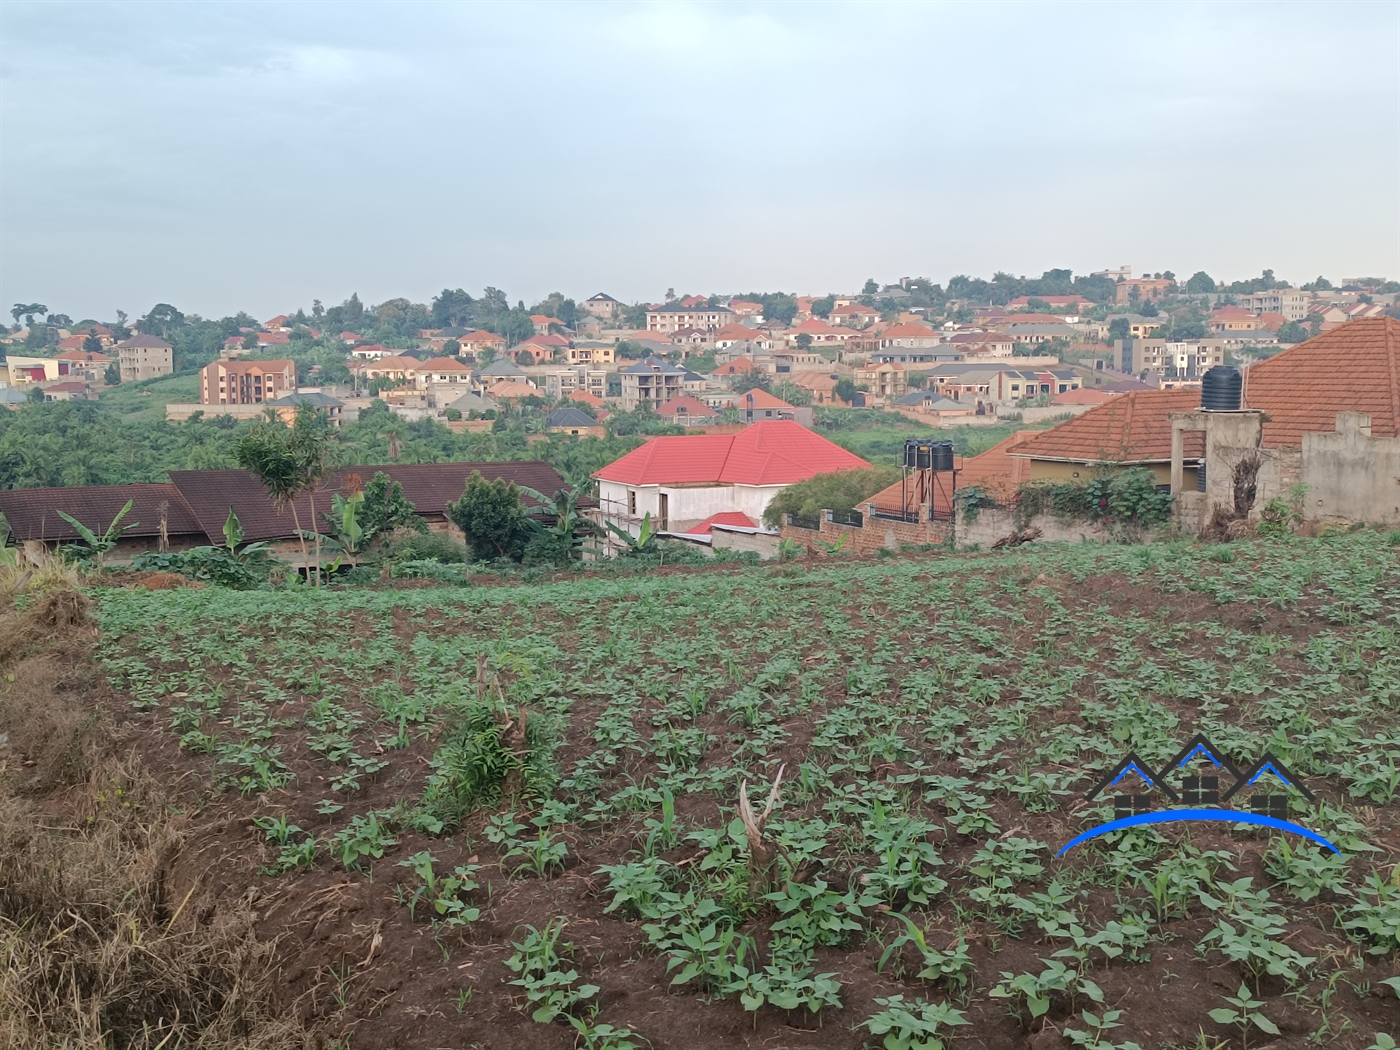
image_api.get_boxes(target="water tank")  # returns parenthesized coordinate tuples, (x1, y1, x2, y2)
(1196, 463, 1206, 492)
(1200, 366, 1242, 411)
(930, 441, 955, 472)
(904, 440, 931, 468)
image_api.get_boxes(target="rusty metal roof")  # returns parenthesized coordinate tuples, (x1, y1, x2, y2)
(0, 483, 203, 542)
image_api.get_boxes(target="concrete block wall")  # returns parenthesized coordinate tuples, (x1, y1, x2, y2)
(779, 509, 951, 555)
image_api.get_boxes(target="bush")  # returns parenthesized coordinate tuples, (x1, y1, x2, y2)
(1013, 467, 1172, 535)
(421, 700, 557, 829)
(396, 560, 471, 584)
(389, 531, 469, 564)
(447, 472, 532, 562)
(763, 467, 901, 529)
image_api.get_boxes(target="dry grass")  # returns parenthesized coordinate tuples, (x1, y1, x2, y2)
(0, 592, 313, 1050)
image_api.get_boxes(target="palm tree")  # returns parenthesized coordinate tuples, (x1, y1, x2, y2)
(234, 403, 332, 584)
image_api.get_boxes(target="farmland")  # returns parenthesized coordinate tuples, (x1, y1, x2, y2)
(23, 534, 1400, 1048)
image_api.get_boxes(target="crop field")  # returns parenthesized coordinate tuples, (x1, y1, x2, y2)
(89, 534, 1400, 1050)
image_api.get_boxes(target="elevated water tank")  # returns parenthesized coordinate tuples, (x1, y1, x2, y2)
(1200, 366, 1242, 411)
(930, 441, 955, 472)
(903, 440, 932, 468)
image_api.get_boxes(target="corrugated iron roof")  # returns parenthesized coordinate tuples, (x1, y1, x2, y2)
(0, 483, 203, 542)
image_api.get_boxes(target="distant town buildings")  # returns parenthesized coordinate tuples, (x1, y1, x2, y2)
(115, 334, 174, 382)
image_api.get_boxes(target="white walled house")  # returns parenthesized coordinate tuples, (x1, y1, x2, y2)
(591, 420, 869, 543)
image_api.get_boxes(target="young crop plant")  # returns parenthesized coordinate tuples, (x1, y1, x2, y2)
(397, 850, 485, 928)
(254, 814, 317, 874)
(504, 919, 599, 1024)
(332, 811, 398, 871)
(877, 916, 975, 998)
(989, 959, 1104, 1027)
(766, 879, 870, 950)
(1063, 1008, 1146, 1050)
(503, 816, 569, 878)
(860, 995, 969, 1050)
(1196, 878, 1316, 983)
(1208, 984, 1280, 1049)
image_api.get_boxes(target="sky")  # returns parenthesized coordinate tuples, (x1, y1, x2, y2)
(2, 0, 1398, 322)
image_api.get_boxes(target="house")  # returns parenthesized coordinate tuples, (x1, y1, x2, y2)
(544, 365, 609, 401)
(1166, 317, 1400, 528)
(1113, 338, 1227, 380)
(567, 341, 615, 365)
(854, 362, 908, 401)
(889, 391, 975, 422)
(711, 357, 761, 378)
(199, 359, 297, 405)
(486, 379, 543, 403)
(513, 340, 559, 365)
(545, 407, 605, 438)
(1007, 295, 1093, 312)
(568, 389, 607, 411)
(1208, 306, 1259, 333)
(646, 304, 737, 335)
(877, 322, 941, 349)
(1114, 275, 1174, 303)
(476, 359, 529, 385)
(733, 387, 796, 423)
(592, 419, 870, 539)
(1237, 290, 1309, 321)
(531, 314, 565, 335)
(656, 395, 718, 426)
(787, 371, 845, 405)
(41, 381, 92, 402)
(460, 330, 508, 355)
(0, 462, 573, 566)
(728, 299, 765, 320)
(714, 324, 773, 350)
(351, 344, 394, 360)
(1052, 387, 1116, 406)
(943, 332, 1014, 357)
(786, 319, 858, 346)
(927, 364, 1080, 405)
(340, 331, 364, 344)
(829, 303, 880, 329)
(256, 331, 291, 348)
(0, 387, 27, 409)
(619, 356, 689, 410)
(1005, 322, 1079, 345)
(670, 326, 712, 346)
(361, 355, 421, 383)
(414, 356, 475, 389)
(114, 335, 174, 382)
(265, 391, 345, 424)
(443, 390, 499, 417)
(264, 314, 291, 331)
(583, 293, 623, 319)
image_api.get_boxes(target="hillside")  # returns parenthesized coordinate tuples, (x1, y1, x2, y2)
(5, 534, 1399, 1049)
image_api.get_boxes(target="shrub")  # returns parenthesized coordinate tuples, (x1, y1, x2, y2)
(763, 467, 900, 529)
(422, 700, 558, 828)
(447, 472, 533, 562)
(388, 531, 469, 564)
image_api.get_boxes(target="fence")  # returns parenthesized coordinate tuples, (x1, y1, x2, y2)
(786, 513, 821, 531)
(870, 507, 920, 524)
(830, 509, 864, 527)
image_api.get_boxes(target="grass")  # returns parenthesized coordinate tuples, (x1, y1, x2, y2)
(820, 413, 1056, 467)
(35, 532, 1400, 1046)
(99, 371, 202, 421)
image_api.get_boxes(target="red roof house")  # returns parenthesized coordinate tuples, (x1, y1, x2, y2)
(593, 419, 869, 539)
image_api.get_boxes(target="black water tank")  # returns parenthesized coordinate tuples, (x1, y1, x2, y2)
(1201, 366, 1242, 411)
(930, 441, 955, 472)
(1196, 463, 1206, 491)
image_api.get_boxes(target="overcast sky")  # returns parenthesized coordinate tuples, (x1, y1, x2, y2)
(2, 1, 1397, 321)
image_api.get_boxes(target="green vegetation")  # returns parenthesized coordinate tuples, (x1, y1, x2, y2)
(761, 467, 900, 529)
(814, 409, 1055, 468)
(84, 530, 1400, 1046)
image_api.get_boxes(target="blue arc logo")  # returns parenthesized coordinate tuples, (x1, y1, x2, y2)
(1061, 733, 1343, 857)
(1057, 808, 1340, 856)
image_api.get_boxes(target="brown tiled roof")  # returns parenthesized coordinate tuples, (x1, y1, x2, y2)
(1240, 316, 1399, 446)
(0, 483, 204, 542)
(956, 431, 1038, 498)
(167, 463, 571, 542)
(1010, 389, 1205, 464)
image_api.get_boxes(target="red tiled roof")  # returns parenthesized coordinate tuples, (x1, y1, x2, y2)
(594, 420, 869, 487)
(1011, 389, 1206, 463)
(1008, 295, 1092, 307)
(419, 356, 472, 371)
(43, 381, 89, 393)
(712, 358, 758, 374)
(568, 390, 605, 407)
(656, 395, 715, 418)
(735, 388, 794, 410)
(880, 322, 938, 339)
(56, 348, 110, 363)
(1052, 387, 1116, 405)
(340, 331, 363, 341)
(1241, 316, 1400, 445)
(679, 512, 757, 535)
(368, 355, 420, 370)
(1211, 306, 1255, 320)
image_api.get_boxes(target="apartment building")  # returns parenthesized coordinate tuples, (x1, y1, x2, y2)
(645, 304, 737, 335)
(200, 358, 297, 405)
(114, 335, 174, 383)
(619, 356, 688, 410)
(1237, 290, 1309, 321)
(544, 365, 609, 401)
(1113, 338, 1227, 379)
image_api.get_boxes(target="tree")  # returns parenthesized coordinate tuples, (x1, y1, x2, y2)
(104, 362, 121, 385)
(1173, 320, 1207, 340)
(1108, 318, 1131, 343)
(834, 378, 858, 404)
(621, 303, 648, 329)
(242, 331, 259, 350)
(443, 338, 462, 356)
(138, 303, 186, 339)
(432, 288, 474, 328)
(82, 334, 104, 354)
(794, 333, 813, 350)
(810, 295, 835, 318)
(863, 279, 879, 295)
(234, 403, 332, 584)
(772, 380, 812, 407)
(731, 372, 772, 394)
(447, 471, 533, 561)
(1277, 321, 1308, 344)
(1026, 297, 1051, 312)
(1302, 276, 1332, 292)
(57, 498, 135, 569)
(11, 303, 47, 328)
(520, 485, 595, 565)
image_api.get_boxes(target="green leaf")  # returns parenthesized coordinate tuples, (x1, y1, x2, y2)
(1209, 1008, 1240, 1024)
(1252, 1014, 1280, 1036)
(1027, 994, 1051, 1017)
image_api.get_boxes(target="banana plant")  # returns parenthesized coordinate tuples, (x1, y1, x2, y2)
(57, 498, 136, 569)
(606, 510, 657, 556)
(310, 490, 367, 570)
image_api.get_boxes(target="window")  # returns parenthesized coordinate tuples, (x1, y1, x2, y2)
(628, 490, 636, 516)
